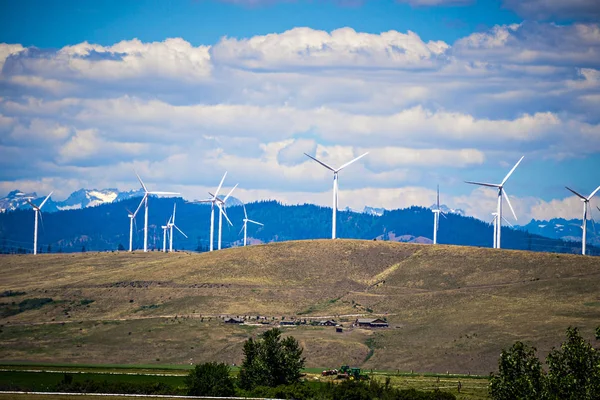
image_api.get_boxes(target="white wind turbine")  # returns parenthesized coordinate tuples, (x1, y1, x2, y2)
(431, 185, 447, 245)
(162, 217, 171, 253)
(240, 203, 264, 246)
(125, 205, 142, 252)
(213, 184, 237, 250)
(465, 156, 524, 249)
(491, 212, 513, 249)
(25, 192, 53, 255)
(168, 203, 188, 252)
(190, 172, 227, 252)
(304, 151, 369, 239)
(565, 185, 600, 255)
(133, 172, 180, 252)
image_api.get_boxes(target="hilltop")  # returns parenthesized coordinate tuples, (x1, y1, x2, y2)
(0, 239, 599, 374)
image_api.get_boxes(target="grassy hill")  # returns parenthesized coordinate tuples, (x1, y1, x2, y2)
(0, 239, 599, 375)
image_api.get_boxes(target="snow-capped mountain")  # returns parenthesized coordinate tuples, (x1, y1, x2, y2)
(0, 190, 39, 213)
(517, 218, 599, 246)
(429, 204, 466, 216)
(363, 206, 386, 216)
(0, 188, 146, 213)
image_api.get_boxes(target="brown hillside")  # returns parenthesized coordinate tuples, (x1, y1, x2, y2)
(0, 239, 599, 374)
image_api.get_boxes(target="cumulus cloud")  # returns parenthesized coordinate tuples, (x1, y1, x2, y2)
(502, 0, 600, 21)
(453, 22, 600, 68)
(211, 27, 450, 71)
(1, 22, 600, 223)
(2, 38, 211, 83)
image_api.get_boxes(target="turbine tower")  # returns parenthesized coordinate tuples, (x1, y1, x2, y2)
(304, 151, 369, 239)
(25, 192, 53, 255)
(133, 172, 180, 252)
(214, 184, 237, 250)
(240, 203, 264, 246)
(491, 212, 513, 249)
(190, 172, 227, 252)
(565, 185, 600, 255)
(431, 185, 446, 245)
(465, 156, 524, 249)
(168, 203, 188, 252)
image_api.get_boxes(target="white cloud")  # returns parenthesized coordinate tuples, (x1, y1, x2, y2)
(211, 27, 450, 70)
(1, 23, 600, 224)
(0, 43, 24, 71)
(397, 0, 473, 6)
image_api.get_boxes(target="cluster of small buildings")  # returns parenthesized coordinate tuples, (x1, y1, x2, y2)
(222, 316, 389, 328)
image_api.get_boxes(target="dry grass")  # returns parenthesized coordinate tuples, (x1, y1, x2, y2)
(1, 240, 599, 376)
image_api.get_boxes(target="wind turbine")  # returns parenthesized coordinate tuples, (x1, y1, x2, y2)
(431, 185, 447, 245)
(240, 203, 264, 246)
(214, 184, 237, 250)
(125, 206, 141, 252)
(465, 156, 524, 249)
(304, 151, 369, 239)
(565, 185, 600, 255)
(25, 192, 53, 255)
(189, 172, 227, 252)
(161, 217, 171, 253)
(133, 172, 180, 252)
(491, 212, 513, 249)
(168, 203, 188, 252)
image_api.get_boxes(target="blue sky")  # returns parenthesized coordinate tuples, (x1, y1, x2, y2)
(0, 0, 599, 222)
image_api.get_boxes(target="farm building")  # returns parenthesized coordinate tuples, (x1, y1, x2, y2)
(354, 318, 388, 328)
(224, 317, 244, 324)
(319, 320, 337, 326)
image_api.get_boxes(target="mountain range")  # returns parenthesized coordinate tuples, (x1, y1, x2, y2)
(0, 188, 595, 256)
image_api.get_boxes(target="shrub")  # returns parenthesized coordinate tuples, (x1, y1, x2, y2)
(184, 362, 235, 397)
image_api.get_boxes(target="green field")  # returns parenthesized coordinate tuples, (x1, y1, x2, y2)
(0, 365, 489, 399)
(1, 239, 599, 377)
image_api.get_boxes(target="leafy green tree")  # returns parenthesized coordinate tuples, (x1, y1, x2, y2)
(489, 341, 545, 400)
(595, 326, 599, 340)
(545, 327, 600, 400)
(184, 362, 235, 397)
(239, 328, 305, 390)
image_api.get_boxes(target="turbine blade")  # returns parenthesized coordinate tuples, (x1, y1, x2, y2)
(500, 155, 524, 186)
(243, 203, 248, 219)
(214, 172, 227, 198)
(218, 203, 233, 226)
(223, 183, 238, 203)
(39, 209, 45, 235)
(587, 185, 600, 200)
(26, 199, 40, 211)
(38, 191, 53, 209)
(464, 181, 501, 188)
(174, 224, 188, 239)
(133, 194, 147, 217)
(565, 186, 586, 200)
(172, 203, 176, 223)
(304, 153, 335, 172)
(239, 223, 245, 236)
(440, 211, 447, 219)
(336, 152, 369, 172)
(135, 171, 148, 192)
(248, 219, 264, 226)
(501, 215, 514, 228)
(503, 189, 518, 220)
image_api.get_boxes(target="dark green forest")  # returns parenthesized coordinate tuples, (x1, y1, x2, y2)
(0, 196, 594, 255)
